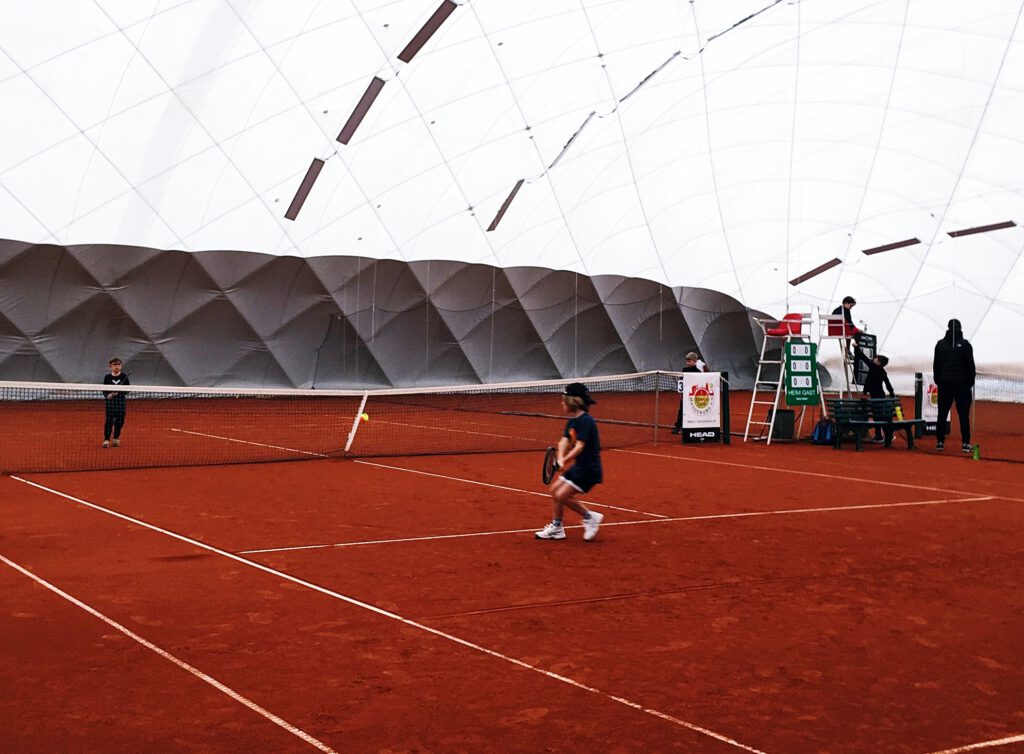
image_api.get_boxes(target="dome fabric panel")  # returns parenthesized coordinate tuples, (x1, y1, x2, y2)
(0, 241, 754, 388)
(0, 1, 1022, 388)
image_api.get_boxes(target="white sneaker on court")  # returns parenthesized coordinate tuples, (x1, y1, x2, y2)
(535, 523, 565, 540)
(582, 511, 604, 541)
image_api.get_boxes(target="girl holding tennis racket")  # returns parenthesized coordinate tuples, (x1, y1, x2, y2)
(535, 383, 604, 542)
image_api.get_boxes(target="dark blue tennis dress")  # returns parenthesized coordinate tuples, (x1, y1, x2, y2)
(562, 411, 602, 492)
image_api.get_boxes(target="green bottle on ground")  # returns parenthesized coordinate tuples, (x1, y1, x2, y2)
(972, 444, 981, 460)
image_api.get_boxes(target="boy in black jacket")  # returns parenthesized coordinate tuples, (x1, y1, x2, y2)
(853, 346, 894, 442)
(102, 357, 130, 448)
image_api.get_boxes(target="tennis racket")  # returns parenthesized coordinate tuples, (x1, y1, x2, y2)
(541, 445, 560, 484)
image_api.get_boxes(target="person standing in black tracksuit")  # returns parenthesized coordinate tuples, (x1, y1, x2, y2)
(932, 319, 976, 453)
(853, 346, 895, 442)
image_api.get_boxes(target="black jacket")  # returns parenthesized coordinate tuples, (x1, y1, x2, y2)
(832, 304, 855, 328)
(933, 324, 976, 386)
(853, 349, 893, 396)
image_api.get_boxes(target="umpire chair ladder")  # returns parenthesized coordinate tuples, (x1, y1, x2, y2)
(744, 313, 812, 444)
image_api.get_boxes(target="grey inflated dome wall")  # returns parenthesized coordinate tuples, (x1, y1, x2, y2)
(0, 240, 770, 388)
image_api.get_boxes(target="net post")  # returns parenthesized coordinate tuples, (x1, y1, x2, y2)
(654, 371, 661, 445)
(344, 392, 370, 454)
(914, 372, 923, 438)
(721, 371, 730, 444)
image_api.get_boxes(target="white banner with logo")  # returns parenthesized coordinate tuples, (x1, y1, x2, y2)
(922, 373, 939, 423)
(681, 373, 721, 442)
(920, 372, 950, 434)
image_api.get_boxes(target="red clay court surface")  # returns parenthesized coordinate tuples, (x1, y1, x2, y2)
(3, 437, 1024, 753)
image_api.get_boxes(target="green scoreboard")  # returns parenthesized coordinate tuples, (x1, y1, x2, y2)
(784, 341, 819, 406)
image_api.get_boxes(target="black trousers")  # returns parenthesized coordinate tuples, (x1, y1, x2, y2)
(104, 410, 126, 440)
(866, 389, 885, 439)
(936, 382, 971, 444)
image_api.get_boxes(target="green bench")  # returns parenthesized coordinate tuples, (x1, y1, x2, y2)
(827, 397, 924, 451)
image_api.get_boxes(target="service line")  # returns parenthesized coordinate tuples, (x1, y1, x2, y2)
(238, 495, 994, 555)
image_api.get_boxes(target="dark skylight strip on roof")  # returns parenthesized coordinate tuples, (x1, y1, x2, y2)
(549, 112, 595, 169)
(862, 238, 920, 255)
(947, 220, 1017, 238)
(621, 51, 681, 103)
(487, 179, 525, 232)
(788, 258, 841, 286)
(337, 77, 385, 145)
(284, 158, 325, 221)
(398, 0, 457, 63)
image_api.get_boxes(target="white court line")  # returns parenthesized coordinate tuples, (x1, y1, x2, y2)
(166, 433, 1024, 509)
(615, 448, 974, 496)
(0, 554, 336, 754)
(369, 418, 543, 443)
(354, 459, 668, 518)
(10, 475, 765, 754)
(240, 526, 547, 554)
(166, 430, 665, 518)
(169, 429, 328, 458)
(238, 496, 994, 555)
(925, 734, 1024, 753)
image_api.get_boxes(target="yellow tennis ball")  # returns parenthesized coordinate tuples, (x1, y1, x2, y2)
(360, 412, 370, 422)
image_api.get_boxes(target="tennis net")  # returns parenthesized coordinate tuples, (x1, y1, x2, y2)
(0, 372, 685, 473)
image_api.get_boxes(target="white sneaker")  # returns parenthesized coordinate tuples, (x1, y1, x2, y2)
(535, 523, 565, 540)
(102, 440, 110, 448)
(112, 439, 120, 448)
(582, 511, 604, 541)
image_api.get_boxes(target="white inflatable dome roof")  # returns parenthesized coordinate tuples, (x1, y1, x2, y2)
(1, 0, 1022, 373)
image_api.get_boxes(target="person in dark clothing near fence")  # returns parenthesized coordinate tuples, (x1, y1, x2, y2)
(932, 319, 976, 453)
(102, 357, 130, 448)
(853, 345, 895, 442)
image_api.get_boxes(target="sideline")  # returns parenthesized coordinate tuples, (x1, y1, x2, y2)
(1, 554, 337, 754)
(615, 448, 974, 495)
(10, 475, 766, 754)
(169, 429, 668, 518)
(925, 734, 1024, 753)
(354, 458, 668, 518)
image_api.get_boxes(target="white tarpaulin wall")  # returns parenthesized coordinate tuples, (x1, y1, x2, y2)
(1, 1, 1022, 390)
